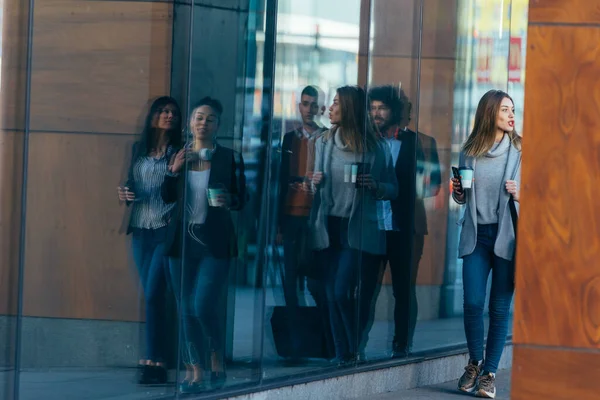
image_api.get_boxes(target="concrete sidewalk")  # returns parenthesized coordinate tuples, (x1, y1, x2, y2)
(353, 369, 511, 400)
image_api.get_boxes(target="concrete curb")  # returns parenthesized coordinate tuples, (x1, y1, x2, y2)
(229, 346, 513, 400)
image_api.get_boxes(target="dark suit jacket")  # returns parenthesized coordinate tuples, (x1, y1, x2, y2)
(161, 145, 247, 259)
(392, 128, 441, 235)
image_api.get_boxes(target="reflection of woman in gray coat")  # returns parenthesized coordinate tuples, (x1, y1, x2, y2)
(309, 86, 398, 365)
(451, 90, 521, 399)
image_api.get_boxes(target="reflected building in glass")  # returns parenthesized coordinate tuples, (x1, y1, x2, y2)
(0, 0, 529, 399)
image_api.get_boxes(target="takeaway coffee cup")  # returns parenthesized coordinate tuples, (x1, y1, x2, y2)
(458, 167, 474, 189)
(207, 183, 227, 207)
(344, 164, 352, 183)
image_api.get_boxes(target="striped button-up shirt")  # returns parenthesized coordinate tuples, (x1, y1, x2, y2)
(129, 151, 175, 230)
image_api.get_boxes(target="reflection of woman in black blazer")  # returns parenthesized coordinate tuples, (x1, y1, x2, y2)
(118, 96, 182, 385)
(162, 97, 246, 393)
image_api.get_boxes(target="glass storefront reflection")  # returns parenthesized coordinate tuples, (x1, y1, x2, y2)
(0, 0, 528, 398)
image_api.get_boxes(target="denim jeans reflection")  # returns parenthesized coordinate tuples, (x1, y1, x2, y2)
(131, 227, 169, 363)
(462, 223, 514, 374)
(169, 247, 230, 369)
(319, 216, 379, 362)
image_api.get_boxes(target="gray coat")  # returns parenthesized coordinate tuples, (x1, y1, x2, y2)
(453, 143, 522, 261)
(310, 131, 398, 255)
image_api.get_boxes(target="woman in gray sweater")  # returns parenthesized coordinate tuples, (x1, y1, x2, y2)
(451, 90, 521, 399)
(309, 85, 398, 365)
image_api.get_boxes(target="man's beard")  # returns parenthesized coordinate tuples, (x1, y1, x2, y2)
(375, 120, 391, 132)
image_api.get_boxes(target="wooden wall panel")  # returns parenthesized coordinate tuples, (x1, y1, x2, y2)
(421, 0, 457, 59)
(370, 0, 419, 58)
(10, 0, 175, 321)
(512, 1, 600, 398)
(513, 25, 600, 349)
(29, 0, 172, 134)
(512, 347, 600, 400)
(1, 0, 28, 315)
(23, 132, 141, 321)
(1, 0, 29, 130)
(0, 131, 24, 315)
(365, 0, 456, 288)
(529, 0, 600, 24)
(415, 2, 455, 287)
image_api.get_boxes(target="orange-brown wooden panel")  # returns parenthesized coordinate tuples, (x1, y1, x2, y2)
(0, 130, 24, 315)
(421, 0, 458, 59)
(514, 25, 600, 349)
(369, 0, 420, 58)
(22, 132, 142, 321)
(414, 56, 454, 285)
(529, 0, 600, 25)
(29, 0, 172, 134)
(1, 0, 29, 130)
(416, 58, 454, 149)
(512, 346, 600, 399)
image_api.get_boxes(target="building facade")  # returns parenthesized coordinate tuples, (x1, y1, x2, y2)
(0, 0, 530, 399)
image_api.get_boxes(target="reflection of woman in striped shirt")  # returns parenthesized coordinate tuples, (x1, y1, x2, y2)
(118, 96, 182, 385)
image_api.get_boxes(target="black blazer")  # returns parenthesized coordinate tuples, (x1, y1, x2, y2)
(124, 142, 179, 235)
(161, 145, 247, 259)
(391, 128, 441, 235)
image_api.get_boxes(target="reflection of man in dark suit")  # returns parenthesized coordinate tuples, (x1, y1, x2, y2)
(275, 86, 330, 360)
(278, 85, 326, 307)
(368, 85, 441, 357)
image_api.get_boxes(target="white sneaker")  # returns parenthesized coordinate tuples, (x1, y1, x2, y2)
(476, 372, 496, 398)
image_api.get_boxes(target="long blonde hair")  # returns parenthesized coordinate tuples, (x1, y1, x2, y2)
(324, 86, 379, 153)
(463, 90, 522, 157)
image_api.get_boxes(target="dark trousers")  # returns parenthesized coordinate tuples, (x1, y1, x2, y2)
(280, 215, 333, 358)
(169, 244, 230, 369)
(462, 223, 514, 373)
(319, 217, 380, 360)
(131, 227, 169, 362)
(384, 230, 424, 352)
(282, 215, 312, 307)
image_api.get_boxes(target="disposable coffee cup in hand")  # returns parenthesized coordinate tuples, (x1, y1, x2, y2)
(459, 167, 474, 189)
(351, 164, 358, 184)
(206, 183, 227, 207)
(344, 164, 352, 183)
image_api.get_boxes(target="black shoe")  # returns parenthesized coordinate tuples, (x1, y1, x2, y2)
(137, 365, 154, 385)
(391, 349, 410, 358)
(210, 371, 227, 390)
(391, 342, 411, 359)
(154, 365, 168, 384)
(334, 353, 358, 367)
(137, 364, 168, 385)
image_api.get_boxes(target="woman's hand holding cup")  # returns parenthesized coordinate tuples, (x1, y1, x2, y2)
(207, 184, 230, 208)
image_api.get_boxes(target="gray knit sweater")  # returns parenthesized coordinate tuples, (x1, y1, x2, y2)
(328, 134, 361, 218)
(474, 134, 510, 224)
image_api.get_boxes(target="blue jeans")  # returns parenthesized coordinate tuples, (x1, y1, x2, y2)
(131, 227, 169, 362)
(462, 223, 515, 373)
(169, 246, 230, 368)
(319, 217, 379, 360)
